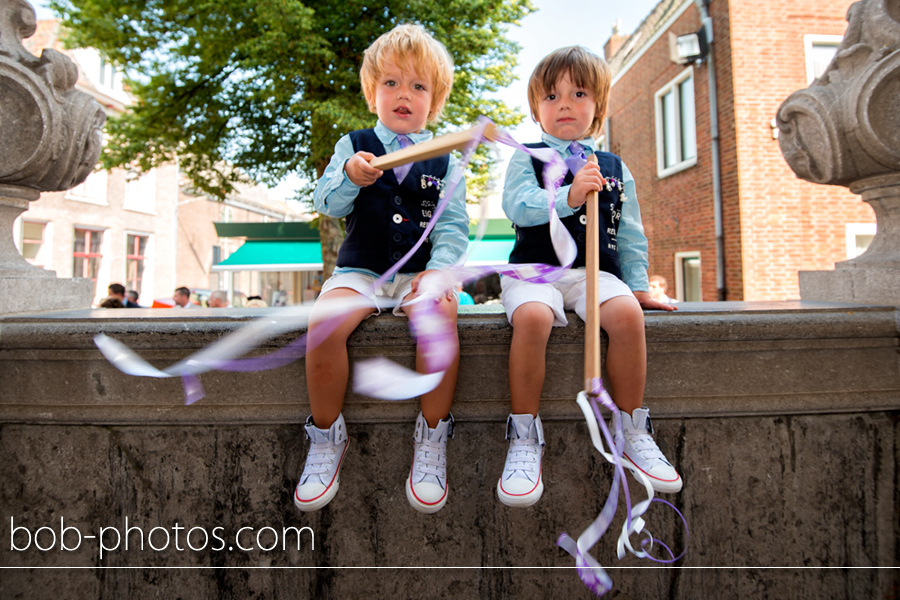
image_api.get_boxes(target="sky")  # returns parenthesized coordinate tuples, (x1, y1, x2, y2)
(30, 0, 661, 201)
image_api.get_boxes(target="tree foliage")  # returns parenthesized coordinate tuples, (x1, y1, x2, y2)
(50, 0, 534, 199)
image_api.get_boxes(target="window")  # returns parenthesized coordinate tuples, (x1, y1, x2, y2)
(66, 170, 109, 205)
(655, 67, 697, 178)
(20, 221, 46, 263)
(675, 251, 701, 302)
(804, 35, 842, 84)
(845, 223, 876, 259)
(123, 169, 158, 214)
(126, 234, 149, 296)
(73, 228, 103, 297)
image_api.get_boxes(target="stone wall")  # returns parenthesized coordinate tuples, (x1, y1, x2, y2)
(0, 304, 897, 598)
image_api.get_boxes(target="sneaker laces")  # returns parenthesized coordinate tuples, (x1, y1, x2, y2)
(302, 442, 337, 478)
(413, 438, 447, 480)
(505, 439, 540, 479)
(622, 429, 666, 462)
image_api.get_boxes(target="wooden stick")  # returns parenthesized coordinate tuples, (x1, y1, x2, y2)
(584, 153, 602, 393)
(369, 123, 498, 170)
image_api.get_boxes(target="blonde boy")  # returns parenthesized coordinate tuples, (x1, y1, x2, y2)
(294, 24, 468, 514)
(497, 46, 682, 507)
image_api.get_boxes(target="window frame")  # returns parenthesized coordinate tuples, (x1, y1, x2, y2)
(844, 223, 876, 260)
(73, 227, 105, 296)
(125, 232, 150, 296)
(654, 66, 698, 179)
(803, 34, 842, 84)
(674, 251, 702, 302)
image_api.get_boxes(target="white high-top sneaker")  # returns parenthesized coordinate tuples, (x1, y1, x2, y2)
(294, 413, 349, 511)
(406, 412, 454, 514)
(497, 413, 545, 507)
(613, 407, 682, 494)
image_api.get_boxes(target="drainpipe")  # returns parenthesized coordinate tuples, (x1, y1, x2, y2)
(696, 0, 726, 300)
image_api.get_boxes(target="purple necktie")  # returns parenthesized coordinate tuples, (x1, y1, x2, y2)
(565, 141, 587, 176)
(393, 134, 412, 183)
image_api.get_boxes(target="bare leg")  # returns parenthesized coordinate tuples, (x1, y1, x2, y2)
(598, 295, 646, 415)
(305, 288, 376, 429)
(403, 293, 460, 428)
(508, 302, 555, 417)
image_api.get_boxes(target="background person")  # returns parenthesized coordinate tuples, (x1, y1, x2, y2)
(108, 283, 139, 308)
(173, 287, 193, 308)
(208, 290, 229, 308)
(649, 274, 678, 304)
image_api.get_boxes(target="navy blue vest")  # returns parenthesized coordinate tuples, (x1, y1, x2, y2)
(336, 129, 450, 274)
(508, 143, 624, 279)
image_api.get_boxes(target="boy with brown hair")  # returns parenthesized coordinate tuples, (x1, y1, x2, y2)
(498, 46, 682, 507)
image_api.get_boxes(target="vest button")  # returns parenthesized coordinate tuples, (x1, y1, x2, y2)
(392, 232, 403, 242)
(392, 213, 403, 224)
(579, 214, 587, 225)
(393, 196, 403, 206)
(577, 233, 586, 243)
(392, 251, 403, 261)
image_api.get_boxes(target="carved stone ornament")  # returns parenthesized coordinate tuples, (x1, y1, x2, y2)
(0, 0, 106, 194)
(0, 0, 101, 312)
(777, 0, 900, 304)
(776, 0, 900, 186)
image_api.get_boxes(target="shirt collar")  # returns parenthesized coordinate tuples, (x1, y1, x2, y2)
(374, 120, 434, 147)
(540, 132, 597, 155)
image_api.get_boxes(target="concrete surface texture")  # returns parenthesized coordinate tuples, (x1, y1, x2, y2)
(0, 303, 898, 598)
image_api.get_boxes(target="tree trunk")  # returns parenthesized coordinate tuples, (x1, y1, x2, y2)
(318, 214, 342, 280)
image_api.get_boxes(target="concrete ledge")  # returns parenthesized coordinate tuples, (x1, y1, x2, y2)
(0, 303, 897, 597)
(1, 301, 898, 424)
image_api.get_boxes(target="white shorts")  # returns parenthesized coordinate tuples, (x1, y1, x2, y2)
(500, 269, 634, 327)
(320, 271, 419, 317)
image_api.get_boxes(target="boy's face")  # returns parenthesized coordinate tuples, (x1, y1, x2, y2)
(373, 56, 433, 135)
(535, 71, 596, 141)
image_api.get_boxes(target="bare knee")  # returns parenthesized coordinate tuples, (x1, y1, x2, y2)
(511, 302, 555, 342)
(600, 297, 645, 337)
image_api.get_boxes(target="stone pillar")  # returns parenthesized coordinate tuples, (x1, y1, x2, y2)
(776, 0, 900, 304)
(0, 0, 105, 314)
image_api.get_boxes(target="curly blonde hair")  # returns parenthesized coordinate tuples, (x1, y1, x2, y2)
(528, 46, 611, 138)
(360, 23, 455, 124)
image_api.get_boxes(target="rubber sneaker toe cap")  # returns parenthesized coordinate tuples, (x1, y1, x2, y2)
(623, 455, 683, 494)
(406, 478, 447, 514)
(497, 477, 543, 507)
(294, 479, 338, 511)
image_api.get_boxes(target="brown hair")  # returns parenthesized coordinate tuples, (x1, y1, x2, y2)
(360, 24, 455, 124)
(528, 46, 611, 138)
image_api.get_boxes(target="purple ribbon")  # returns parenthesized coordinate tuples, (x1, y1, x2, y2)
(93, 119, 689, 593)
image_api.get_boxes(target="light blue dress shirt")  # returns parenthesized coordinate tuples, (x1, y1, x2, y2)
(502, 132, 650, 292)
(314, 120, 469, 276)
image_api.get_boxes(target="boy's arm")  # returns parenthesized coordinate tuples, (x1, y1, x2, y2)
(426, 155, 469, 271)
(617, 161, 651, 293)
(502, 149, 577, 226)
(313, 134, 363, 218)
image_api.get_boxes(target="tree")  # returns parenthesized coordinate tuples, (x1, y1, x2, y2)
(50, 0, 534, 277)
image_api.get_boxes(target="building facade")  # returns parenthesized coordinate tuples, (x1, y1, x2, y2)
(605, 0, 874, 301)
(17, 20, 307, 307)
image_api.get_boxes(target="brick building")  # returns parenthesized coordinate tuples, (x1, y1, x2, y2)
(605, 0, 875, 301)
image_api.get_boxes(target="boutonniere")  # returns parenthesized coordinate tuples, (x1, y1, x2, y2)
(421, 174, 446, 198)
(604, 176, 625, 201)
